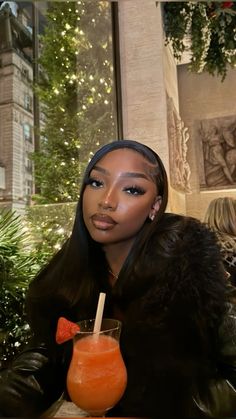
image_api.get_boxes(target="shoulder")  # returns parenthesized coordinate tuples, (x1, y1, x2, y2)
(156, 212, 211, 232)
(150, 212, 219, 256)
(150, 213, 222, 268)
(144, 213, 226, 308)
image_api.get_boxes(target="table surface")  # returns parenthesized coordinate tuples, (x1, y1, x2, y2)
(45, 400, 87, 417)
(47, 400, 139, 418)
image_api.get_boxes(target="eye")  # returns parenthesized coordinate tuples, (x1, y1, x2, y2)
(124, 186, 145, 195)
(87, 177, 103, 188)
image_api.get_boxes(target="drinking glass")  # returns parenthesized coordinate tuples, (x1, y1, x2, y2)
(67, 318, 127, 417)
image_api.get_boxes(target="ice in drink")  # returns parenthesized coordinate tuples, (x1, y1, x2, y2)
(67, 334, 127, 416)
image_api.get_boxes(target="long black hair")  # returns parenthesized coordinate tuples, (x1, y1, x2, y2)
(26, 140, 168, 335)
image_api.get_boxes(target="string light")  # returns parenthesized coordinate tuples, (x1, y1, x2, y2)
(33, 0, 116, 210)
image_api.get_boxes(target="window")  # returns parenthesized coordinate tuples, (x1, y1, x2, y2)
(24, 94, 33, 112)
(23, 123, 33, 143)
(29, 1, 120, 203)
(25, 155, 33, 173)
(0, 165, 5, 189)
(26, 179, 33, 195)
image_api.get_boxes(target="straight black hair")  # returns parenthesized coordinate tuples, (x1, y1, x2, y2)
(26, 140, 168, 336)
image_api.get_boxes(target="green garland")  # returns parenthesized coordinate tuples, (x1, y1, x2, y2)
(164, 2, 236, 80)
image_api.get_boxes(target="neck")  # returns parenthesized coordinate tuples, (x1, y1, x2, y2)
(108, 268, 119, 286)
(103, 239, 134, 278)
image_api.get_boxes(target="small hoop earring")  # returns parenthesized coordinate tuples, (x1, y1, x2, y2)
(149, 214, 155, 221)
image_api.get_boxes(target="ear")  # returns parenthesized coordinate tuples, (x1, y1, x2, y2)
(149, 196, 162, 221)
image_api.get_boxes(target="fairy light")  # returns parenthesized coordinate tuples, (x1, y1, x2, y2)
(56, 227, 64, 234)
(28, 0, 115, 216)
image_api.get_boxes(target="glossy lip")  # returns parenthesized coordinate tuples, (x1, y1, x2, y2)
(91, 214, 117, 230)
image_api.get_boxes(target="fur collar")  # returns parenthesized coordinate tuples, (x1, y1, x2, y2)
(114, 213, 227, 333)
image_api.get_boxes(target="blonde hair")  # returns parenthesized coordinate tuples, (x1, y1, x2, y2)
(204, 197, 236, 236)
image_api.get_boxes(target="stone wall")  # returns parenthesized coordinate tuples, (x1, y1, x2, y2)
(118, 0, 187, 214)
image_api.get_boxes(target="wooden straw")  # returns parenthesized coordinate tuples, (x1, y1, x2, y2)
(93, 292, 106, 334)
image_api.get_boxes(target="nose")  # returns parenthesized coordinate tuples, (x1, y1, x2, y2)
(98, 189, 117, 211)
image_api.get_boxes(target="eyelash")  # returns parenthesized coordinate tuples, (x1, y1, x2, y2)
(87, 177, 145, 196)
(87, 177, 103, 188)
(123, 186, 145, 195)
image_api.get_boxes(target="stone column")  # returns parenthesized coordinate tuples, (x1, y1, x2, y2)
(118, 0, 169, 173)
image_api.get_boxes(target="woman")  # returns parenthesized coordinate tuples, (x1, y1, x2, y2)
(1, 139, 236, 418)
(204, 197, 236, 286)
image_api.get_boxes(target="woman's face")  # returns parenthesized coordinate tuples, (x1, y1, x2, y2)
(82, 148, 161, 247)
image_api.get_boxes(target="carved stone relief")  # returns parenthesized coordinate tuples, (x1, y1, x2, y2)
(167, 97, 191, 193)
(197, 116, 236, 189)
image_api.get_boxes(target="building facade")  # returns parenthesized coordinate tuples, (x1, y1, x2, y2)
(0, 2, 34, 212)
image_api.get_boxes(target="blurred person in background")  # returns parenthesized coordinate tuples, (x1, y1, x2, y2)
(204, 196, 236, 286)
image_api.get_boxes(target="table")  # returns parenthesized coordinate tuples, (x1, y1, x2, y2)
(52, 400, 88, 418)
(47, 400, 139, 418)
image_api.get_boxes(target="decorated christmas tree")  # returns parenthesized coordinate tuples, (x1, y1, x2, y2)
(34, 1, 116, 203)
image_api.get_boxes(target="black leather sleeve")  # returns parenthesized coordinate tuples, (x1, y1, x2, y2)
(193, 302, 236, 418)
(0, 343, 66, 417)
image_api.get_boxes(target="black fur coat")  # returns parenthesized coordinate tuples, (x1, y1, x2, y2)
(109, 213, 236, 417)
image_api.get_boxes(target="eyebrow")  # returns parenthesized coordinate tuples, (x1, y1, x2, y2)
(92, 165, 150, 180)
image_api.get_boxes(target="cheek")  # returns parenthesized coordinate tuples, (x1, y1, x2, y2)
(119, 201, 151, 222)
(83, 189, 93, 207)
(82, 192, 91, 220)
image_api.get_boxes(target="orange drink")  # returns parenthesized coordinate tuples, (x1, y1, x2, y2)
(67, 319, 127, 417)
